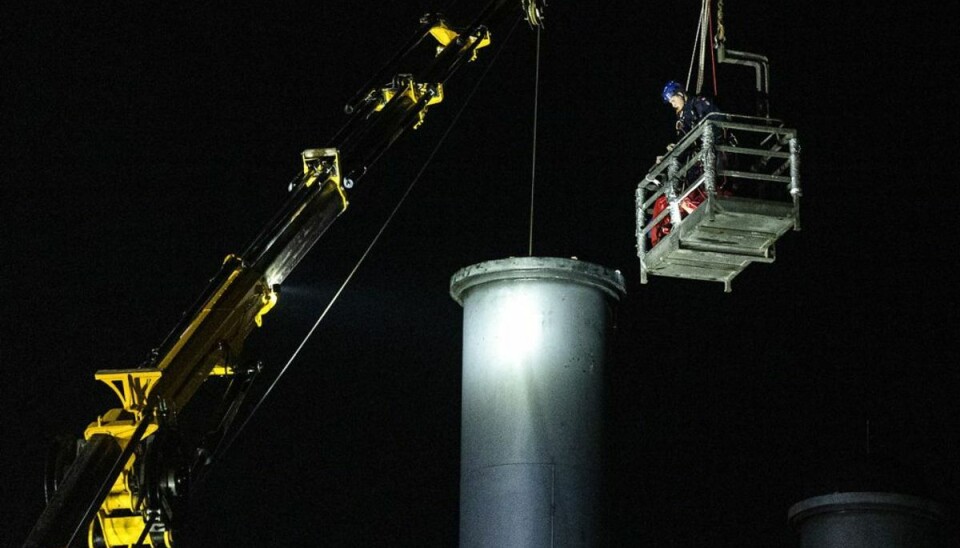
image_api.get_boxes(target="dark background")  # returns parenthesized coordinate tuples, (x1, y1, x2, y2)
(3, 1, 958, 546)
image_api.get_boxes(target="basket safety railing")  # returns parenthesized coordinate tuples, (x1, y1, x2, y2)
(635, 112, 801, 285)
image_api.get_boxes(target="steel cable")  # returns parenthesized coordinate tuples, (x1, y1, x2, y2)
(528, 25, 542, 256)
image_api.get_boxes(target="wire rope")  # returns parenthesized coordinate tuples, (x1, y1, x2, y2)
(708, 0, 719, 96)
(697, 0, 709, 94)
(686, 0, 716, 95)
(685, 0, 706, 92)
(528, 26, 542, 256)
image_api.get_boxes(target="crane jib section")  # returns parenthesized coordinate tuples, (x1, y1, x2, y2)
(25, 1, 543, 546)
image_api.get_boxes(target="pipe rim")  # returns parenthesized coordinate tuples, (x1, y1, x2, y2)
(449, 256, 626, 305)
(787, 492, 949, 528)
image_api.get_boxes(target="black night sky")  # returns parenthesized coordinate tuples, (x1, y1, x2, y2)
(3, 1, 959, 546)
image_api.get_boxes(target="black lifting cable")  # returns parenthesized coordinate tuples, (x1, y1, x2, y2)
(210, 14, 527, 466)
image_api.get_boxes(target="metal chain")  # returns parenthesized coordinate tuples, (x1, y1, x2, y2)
(716, 0, 726, 45)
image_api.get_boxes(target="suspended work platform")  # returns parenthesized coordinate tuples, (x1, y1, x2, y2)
(636, 114, 801, 291)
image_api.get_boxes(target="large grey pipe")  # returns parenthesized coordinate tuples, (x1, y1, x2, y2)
(788, 492, 951, 547)
(450, 257, 626, 547)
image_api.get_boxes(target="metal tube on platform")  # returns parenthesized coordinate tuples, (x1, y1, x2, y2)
(666, 157, 684, 227)
(450, 257, 626, 547)
(788, 492, 951, 548)
(702, 122, 718, 199)
(789, 136, 802, 230)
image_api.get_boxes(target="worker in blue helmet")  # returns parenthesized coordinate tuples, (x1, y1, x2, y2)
(650, 81, 730, 246)
(662, 80, 721, 138)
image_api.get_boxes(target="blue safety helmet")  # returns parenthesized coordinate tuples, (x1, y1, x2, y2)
(662, 80, 684, 103)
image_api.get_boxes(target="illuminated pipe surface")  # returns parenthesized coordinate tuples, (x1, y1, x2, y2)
(450, 257, 626, 547)
(788, 492, 951, 548)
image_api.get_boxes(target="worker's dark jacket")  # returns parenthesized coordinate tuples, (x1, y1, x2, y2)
(675, 96, 721, 137)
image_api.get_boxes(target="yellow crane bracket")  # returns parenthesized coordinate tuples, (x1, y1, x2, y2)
(428, 22, 459, 46)
(301, 147, 348, 208)
(209, 363, 235, 376)
(95, 369, 163, 415)
(375, 79, 444, 110)
(85, 408, 159, 444)
(374, 78, 445, 129)
(253, 282, 279, 327)
(428, 22, 491, 61)
(94, 512, 173, 547)
(412, 83, 444, 129)
(100, 467, 136, 514)
(82, 371, 165, 543)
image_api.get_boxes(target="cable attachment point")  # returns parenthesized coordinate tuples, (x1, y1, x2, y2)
(523, 0, 546, 28)
(714, 0, 726, 48)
